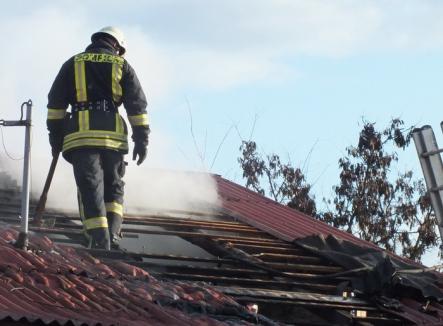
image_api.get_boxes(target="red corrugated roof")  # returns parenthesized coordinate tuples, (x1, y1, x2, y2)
(215, 175, 380, 249)
(0, 227, 252, 326)
(1, 174, 442, 325)
(216, 175, 443, 325)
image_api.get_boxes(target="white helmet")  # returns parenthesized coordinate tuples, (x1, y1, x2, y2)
(91, 26, 126, 55)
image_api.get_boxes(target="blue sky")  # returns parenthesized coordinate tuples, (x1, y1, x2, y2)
(1, 1, 443, 262)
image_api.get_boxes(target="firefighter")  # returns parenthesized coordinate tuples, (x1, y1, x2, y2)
(47, 26, 150, 250)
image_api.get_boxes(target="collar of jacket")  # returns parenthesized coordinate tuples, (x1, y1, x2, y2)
(85, 39, 119, 55)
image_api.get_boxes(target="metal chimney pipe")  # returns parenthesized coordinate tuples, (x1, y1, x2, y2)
(15, 100, 33, 249)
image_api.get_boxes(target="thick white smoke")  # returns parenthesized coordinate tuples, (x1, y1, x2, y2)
(0, 7, 220, 216)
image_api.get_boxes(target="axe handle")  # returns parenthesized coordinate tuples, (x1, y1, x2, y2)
(33, 152, 60, 225)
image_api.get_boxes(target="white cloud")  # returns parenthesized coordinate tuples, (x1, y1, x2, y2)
(3, 0, 443, 107)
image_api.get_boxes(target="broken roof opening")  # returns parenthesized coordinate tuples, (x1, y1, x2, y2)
(1, 170, 443, 325)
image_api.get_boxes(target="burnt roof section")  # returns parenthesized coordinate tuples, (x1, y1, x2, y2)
(0, 173, 442, 325)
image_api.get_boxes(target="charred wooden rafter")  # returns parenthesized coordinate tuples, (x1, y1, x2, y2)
(0, 202, 244, 227)
(151, 272, 338, 293)
(25, 225, 279, 243)
(124, 260, 343, 283)
(251, 253, 324, 264)
(228, 243, 307, 255)
(81, 248, 335, 274)
(211, 237, 290, 246)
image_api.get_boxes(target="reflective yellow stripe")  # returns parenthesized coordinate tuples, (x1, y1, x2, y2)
(128, 114, 149, 126)
(105, 202, 123, 216)
(64, 130, 127, 142)
(115, 114, 124, 134)
(112, 63, 123, 102)
(78, 110, 90, 131)
(63, 138, 128, 152)
(47, 108, 66, 120)
(74, 61, 87, 102)
(75, 53, 124, 64)
(84, 216, 108, 230)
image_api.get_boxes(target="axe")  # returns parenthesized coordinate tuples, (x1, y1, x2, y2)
(33, 152, 59, 226)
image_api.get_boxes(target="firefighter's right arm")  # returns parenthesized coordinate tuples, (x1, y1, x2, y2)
(47, 61, 70, 154)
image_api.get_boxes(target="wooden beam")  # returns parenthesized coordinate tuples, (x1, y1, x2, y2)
(214, 287, 373, 307)
(220, 239, 294, 248)
(82, 248, 236, 265)
(265, 259, 333, 270)
(150, 272, 338, 292)
(235, 297, 376, 312)
(0, 203, 246, 227)
(232, 244, 306, 255)
(119, 220, 268, 236)
(57, 213, 257, 230)
(214, 237, 289, 246)
(1, 206, 277, 236)
(126, 261, 345, 283)
(28, 225, 281, 243)
(252, 253, 326, 264)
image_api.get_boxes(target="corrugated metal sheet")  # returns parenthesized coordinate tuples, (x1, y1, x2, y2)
(395, 299, 443, 326)
(216, 175, 389, 250)
(216, 175, 443, 325)
(0, 227, 253, 326)
(1, 174, 443, 325)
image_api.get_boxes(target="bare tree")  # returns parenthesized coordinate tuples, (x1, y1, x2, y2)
(238, 140, 317, 217)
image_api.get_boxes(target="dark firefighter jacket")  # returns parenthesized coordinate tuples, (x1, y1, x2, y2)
(47, 39, 149, 160)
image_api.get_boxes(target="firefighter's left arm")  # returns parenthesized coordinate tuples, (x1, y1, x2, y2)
(121, 61, 150, 147)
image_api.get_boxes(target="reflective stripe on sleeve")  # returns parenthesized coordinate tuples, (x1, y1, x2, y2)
(84, 216, 108, 230)
(74, 61, 87, 102)
(105, 202, 123, 216)
(112, 63, 123, 102)
(47, 108, 66, 120)
(127, 113, 149, 126)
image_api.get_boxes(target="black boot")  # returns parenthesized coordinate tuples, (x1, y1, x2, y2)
(107, 212, 123, 250)
(88, 228, 110, 250)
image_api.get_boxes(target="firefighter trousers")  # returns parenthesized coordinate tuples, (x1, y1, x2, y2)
(70, 148, 125, 250)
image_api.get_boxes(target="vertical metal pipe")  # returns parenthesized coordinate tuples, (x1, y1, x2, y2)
(16, 100, 32, 249)
(413, 126, 443, 243)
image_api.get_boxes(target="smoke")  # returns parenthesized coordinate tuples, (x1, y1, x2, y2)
(0, 6, 221, 216)
(124, 168, 219, 213)
(0, 153, 220, 214)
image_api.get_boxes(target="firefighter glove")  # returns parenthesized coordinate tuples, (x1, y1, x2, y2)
(49, 133, 63, 157)
(132, 142, 147, 165)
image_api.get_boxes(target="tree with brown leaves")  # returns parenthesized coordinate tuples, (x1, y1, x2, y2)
(321, 119, 438, 261)
(238, 140, 317, 217)
(238, 119, 438, 262)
